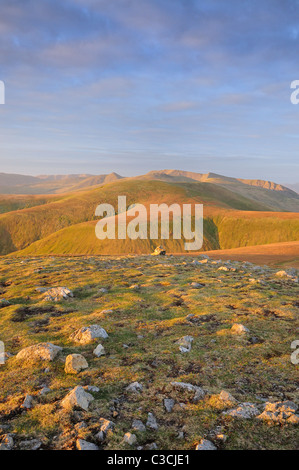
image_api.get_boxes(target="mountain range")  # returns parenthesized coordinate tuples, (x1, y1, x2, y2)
(0, 169, 298, 258)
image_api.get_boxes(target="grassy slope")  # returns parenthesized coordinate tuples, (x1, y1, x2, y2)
(0, 255, 298, 450)
(15, 211, 299, 256)
(0, 179, 298, 257)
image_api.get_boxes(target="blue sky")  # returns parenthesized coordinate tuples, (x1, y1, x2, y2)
(0, 0, 299, 183)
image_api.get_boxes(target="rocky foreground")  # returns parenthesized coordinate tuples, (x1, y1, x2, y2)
(0, 254, 298, 450)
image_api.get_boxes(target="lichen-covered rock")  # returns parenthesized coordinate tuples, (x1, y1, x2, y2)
(61, 386, 94, 411)
(16, 342, 62, 362)
(176, 335, 194, 353)
(224, 402, 260, 419)
(64, 354, 88, 374)
(71, 325, 108, 344)
(257, 401, 299, 425)
(218, 390, 237, 405)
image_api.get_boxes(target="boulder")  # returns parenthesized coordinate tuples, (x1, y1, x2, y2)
(16, 342, 62, 362)
(61, 386, 94, 411)
(19, 439, 42, 450)
(171, 382, 206, 402)
(71, 325, 109, 344)
(257, 401, 299, 424)
(132, 419, 146, 432)
(43, 287, 73, 302)
(76, 439, 99, 450)
(196, 439, 217, 450)
(224, 402, 260, 419)
(123, 433, 137, 446)
(64, 354, 88, 374)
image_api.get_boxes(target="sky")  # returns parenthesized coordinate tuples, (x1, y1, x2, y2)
(0, 0, 299, 183)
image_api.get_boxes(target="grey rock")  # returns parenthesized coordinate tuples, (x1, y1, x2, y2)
(196, 439, 217, 450)
(126, 382, 143, 393)
(61, 386, 94, 411)
(146, 412, 158, 430)
(76, 439, 99, 450)
(132, 419, 146, 432)
(164, 398, 175, 413)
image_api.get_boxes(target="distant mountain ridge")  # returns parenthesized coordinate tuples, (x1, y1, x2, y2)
(0, 172, 123, 194)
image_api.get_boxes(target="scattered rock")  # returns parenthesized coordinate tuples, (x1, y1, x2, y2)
(146, 412, 159, 430)
(0, 434, 14, 450)
(224, 402, 260, 419)
(16, 342, 62, 362)
(176, 335, 194, 353)
(231, 323, 250, 335)
(19, 439, 42, 450)
(71, 325, 108, 344)
(38, 386, 51, 396)
(196, 439, 217, 450)
(151, 246, 166, 256)
(64, 354, 88, 374)
(125, 382, 143, 393)
(43, 287, 73, 302)
(93, 344, 106, 357)
(164, 398, 175, 412)
(98, 288, 108, 294)
(190, 282, 205, 289)
(123, 432, 137, 446)
(95, 418, 115, 442)
(171, 382, 206, 402)
(257, 401, 299, 425)
(76, 439, 99, 450)
(132, 419, 146, 432)
(21, 394, 34, 409)
(85, 385, 99, 393)
(61, 386, 94, 411)
(218, 390, 237, 405)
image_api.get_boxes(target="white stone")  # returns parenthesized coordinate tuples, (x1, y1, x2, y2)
(61, 386, 94, 411)
(72, 325, 109, 344)
(16, 342, 62, 362)
(64, 354, 88, 374)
